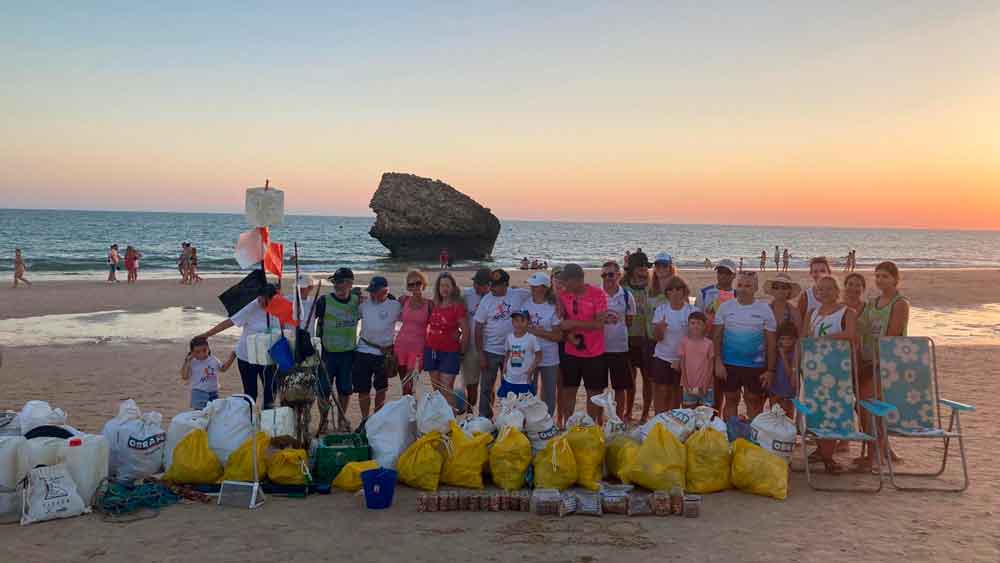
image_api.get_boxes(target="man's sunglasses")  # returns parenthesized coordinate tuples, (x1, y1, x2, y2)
(772, 282, 792, 290)
(600, 272, 618, 279)
(406, 281, 423, 288)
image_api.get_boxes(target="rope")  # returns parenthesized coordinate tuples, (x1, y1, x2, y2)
(92, 478, 181, 523)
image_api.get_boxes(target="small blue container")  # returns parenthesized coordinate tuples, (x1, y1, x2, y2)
(360, 468, 397, 510)
(268, 336, 295, 371)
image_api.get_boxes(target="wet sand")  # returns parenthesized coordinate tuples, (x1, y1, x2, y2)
(1, 268, 998, 562)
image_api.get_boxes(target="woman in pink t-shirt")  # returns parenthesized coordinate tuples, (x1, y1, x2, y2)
(395, 270, 432, 395)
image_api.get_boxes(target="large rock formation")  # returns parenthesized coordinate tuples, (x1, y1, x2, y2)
(369, 173, 501, 259)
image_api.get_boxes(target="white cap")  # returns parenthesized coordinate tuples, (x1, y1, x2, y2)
(715, 259, 738, 273)
(296, 274, 315, 288)
(527, 272, 551, 287)
(653, 252, 673, 264)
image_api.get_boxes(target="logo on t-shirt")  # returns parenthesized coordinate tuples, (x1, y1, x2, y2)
(510, 344, 525, 368)
(491, 301, 512, 321)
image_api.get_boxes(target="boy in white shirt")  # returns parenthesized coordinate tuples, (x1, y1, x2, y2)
(498, 310, 542, 398)
(181, 336, 235, 409)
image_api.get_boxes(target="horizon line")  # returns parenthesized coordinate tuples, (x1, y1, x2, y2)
(1, 206, 997, 233)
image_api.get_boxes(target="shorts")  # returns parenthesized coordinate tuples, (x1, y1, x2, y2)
(718, 364, 766, 396)
(604, 352, 632, 390)
(497, 379, 535, 399)
(190, 389, 218, 410)
(651, 358, 681, 386)
(423, 347, 461, 376)
(558, 341, 567, 364)
(460, 346, 479, 387)
(352, 352, 389, 394)
(396, 349, 423, 372)
(682, 388, 715, 407)
(627, 336, 652, 376)
(561, 354, 606, 391)
(322, 350, 355, 396)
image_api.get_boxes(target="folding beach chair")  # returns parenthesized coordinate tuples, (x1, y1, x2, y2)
(876, 337, 974, 492)
(792, 338, 895, 493)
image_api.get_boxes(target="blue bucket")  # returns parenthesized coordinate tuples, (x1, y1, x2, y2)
(361, 468, 397, 509)
(269, 336, 295, 371)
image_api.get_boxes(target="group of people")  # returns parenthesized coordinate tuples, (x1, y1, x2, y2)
(106, 244, 144, 284)
(759, 247, 792, 272)
(518, 257, 549, 270)
(190, 250, 909, 473)
(177, 242, 203, 284)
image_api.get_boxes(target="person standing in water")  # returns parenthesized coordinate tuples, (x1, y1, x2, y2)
(107, 244, 120, 283)
(782, 248, 790, 272)
(774, 245, 781, 271)
(12, 249, 31, 288)
(759, 250, 767, 272)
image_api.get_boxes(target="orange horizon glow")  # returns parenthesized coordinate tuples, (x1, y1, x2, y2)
(2, 4, 999, 230)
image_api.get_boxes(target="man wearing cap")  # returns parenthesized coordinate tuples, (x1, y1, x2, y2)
(314, 268, 362, 432)
(557, 263, 609, 422)
(459, 268, 493, 414)
(695, 259, 738, 324)
(622, 251, 654, 424)
(473, 268, 531, 418)
(352, 276, 402, 418)
(286, 274, 319, 336)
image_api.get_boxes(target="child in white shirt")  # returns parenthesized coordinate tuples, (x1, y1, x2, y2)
(498, 310, 542, 398)
(182, 336, 235, 409)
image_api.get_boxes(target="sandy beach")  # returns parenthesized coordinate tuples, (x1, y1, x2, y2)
(1, 268, 998, 562)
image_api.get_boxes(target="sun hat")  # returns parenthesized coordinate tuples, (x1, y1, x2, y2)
(296, 274, 315, 288)
(653, 252, 673, 265)
(527, 272, 551, 287)
(472, 268, 492, 286)
(763, 273, 802, 300)
(715, 259, 738, 274)
(557, 263, 585, 281)
(366, 276, 388, 293)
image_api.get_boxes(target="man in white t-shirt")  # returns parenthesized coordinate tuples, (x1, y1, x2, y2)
(474, 269, 530, 419)
(713, 272, 777, 420)
(601, 261, 636, 420)
(353, 276, 402, 418)
(459, 269, 493, 413)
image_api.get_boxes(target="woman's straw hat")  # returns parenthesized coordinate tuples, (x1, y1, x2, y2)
(763, 273, 802, 300)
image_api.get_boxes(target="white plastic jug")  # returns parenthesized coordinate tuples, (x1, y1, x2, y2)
(260, 407, 296, 439)
(57, 435, 109, 507)
(24, 436, 65, 469)
(246, 332, 281, 366)
(0, 436, 29, 489)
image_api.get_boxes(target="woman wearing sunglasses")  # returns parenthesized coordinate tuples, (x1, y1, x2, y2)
(394, 269, 432, 396)
(763, 273, 803, 336)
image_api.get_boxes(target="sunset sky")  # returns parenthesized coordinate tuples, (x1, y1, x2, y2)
(2, 2, 998, 229)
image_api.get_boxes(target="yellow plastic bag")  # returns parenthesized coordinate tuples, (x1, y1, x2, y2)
(606, 434, 641, 484)
(489, 426, 532, 490)
(441, 422, 493, 489)
(267, 448, 308, 485)
(163, 429, 223, 485)
(685, 427, 731, 493)
(220, 432, 270, 482)
(625, 422, 686, 491)
(398, 431, 447, 491)
(533, 435, 578, 490)
(731, 438, 788, 500)
(331, 460, 380, 492)
(565, 425, 605, 491)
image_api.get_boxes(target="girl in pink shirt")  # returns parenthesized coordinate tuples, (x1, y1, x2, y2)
(395, 270, 432, 395)
(678, 311, 715, 408)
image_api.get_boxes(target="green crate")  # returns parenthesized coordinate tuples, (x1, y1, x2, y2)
(313, 433, 371, 483)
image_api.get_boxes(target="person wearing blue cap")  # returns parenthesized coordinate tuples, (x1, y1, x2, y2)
(352, 276, 401, 418)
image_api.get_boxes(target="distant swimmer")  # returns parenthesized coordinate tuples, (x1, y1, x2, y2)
(13, 248, 31, 288)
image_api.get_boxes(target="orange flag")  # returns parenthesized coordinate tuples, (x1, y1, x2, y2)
(265, 293, 296, 326)
(264, 242, 283, 279)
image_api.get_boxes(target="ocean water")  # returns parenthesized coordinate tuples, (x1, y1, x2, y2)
(2, 208, 999, 277)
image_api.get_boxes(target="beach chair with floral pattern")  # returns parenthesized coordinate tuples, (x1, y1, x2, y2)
(792, 337, 895, 492)
(877, 336, 974, 492)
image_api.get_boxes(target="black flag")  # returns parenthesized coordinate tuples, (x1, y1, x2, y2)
(218, 269, 267, 316)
